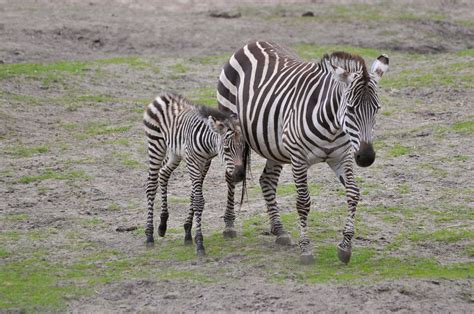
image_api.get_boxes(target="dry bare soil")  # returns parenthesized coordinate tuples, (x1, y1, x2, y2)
(1, 0, 473, 312)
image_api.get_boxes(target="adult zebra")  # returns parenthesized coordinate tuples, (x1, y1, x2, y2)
(217, 41, 389, 264)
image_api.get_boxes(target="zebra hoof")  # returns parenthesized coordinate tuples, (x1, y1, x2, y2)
(300, 253, 315, 265)
(158, 224, 167, 237)
(184, 236, 193, 245)
(337, 244, 352, 264)
(146, 236, 154, 247)
(196, 248, 206, 257)
(275, 233, 292, 246)
(223, 228, 237, 238)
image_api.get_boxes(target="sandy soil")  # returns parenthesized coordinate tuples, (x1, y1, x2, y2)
(1, 0, 473, 312)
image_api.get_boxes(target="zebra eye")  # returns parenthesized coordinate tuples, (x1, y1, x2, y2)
(347, 106, 355, 114)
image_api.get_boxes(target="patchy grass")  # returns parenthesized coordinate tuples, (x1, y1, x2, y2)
(4, 144, 49, 157)
(2, 213, 29, 222)
(170, 63, 189, 74)
(384, 60, 474, 89)
(387, 143, 411, 157)
(0, 60, 87, 80)
(77, 122, 132, 140)
(452, 120, 474, 134)
(189, 54, 231, 66)
(112, 151, 142, 169)
(408, 228, 474, 243)
(293, 44, 381, 60)
(18, 169, 90, 184)
(186, 87, 216, 106)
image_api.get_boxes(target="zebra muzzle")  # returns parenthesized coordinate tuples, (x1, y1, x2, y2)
(232, 166, 245, 183)
(355, 141, 375, 167)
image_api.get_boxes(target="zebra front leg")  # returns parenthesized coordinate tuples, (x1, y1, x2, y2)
(260, 160, 291, 245)
(291, 160, 314, 264)
(187, 160, 207, 256)
(184, 160, 211, 245)
(328, 156, 360, 264)
(158, 154, 181, 237)
(222, 170, 237, 238)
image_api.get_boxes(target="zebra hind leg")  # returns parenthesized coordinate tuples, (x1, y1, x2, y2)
(145, 138, 167, 246)
(183, 192, 194, 245)
(328, 157, 359, 264)
(158, 154, 181, 237)
(291, 160, 314, 265)
(259, 160, 291, 245)
(222, 170, 237, 238)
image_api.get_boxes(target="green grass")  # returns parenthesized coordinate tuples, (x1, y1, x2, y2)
(387, 143, 410, 157)
(4, 144, 49, 157)
(2, 213, 29, 222)
(18, 169, 89, 184)
(384, 60, 474, 89)
(408, 228, 474, 243)
(112, 151, 142, 169)
(0, 60, 88, 80)
(77, 122, 132, 140)
(186, 87, 216, 106)
(170, 63, 189, 74)
(396, 183, 410, 194)
(189, 54, 231, 66)
(452, 120, 474, 134)
(293, 44, 381, 60)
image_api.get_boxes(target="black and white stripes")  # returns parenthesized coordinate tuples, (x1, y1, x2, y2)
(217, 41, 389, 264)
(143, 93, 246, 255)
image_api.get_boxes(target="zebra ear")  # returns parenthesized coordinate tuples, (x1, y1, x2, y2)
(208, 116, 226, 134)
(371, 54, 389, 83)
(331, 65, 357, 85)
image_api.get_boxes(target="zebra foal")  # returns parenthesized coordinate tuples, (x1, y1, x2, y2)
(143, 93, 246, 256)
(218, 41, 389, 264)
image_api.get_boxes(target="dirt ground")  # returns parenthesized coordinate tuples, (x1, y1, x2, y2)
(1, 0, 473, 312)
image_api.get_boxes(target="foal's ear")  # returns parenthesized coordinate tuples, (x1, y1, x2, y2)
(370, 54, 389, 83)
(330, 63, 358, 85)
(208, 116, 227, 134)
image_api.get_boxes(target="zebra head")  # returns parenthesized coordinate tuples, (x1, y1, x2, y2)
(208, 115, 247, 182)
(330, 54, 389, 167)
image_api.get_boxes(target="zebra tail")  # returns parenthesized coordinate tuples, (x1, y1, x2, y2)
(238, 144, 251, 210)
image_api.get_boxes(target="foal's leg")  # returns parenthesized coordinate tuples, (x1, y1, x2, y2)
(260, 159, 291, 245)
(184, 159, 211, 245)
(222, 170, 237, 238)
(187, 157, 207, 256)
(328, 154, 360, 264)
(145, 137, 167, 246)
(157, 153, 181, 237)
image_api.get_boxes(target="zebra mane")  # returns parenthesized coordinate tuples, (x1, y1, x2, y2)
(322, 51, 370, 83)
(160, 92, 233, 122)
(197, 103, 234, 122)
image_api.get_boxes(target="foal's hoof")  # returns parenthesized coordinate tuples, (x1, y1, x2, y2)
(275, 233, 292, 246)
(300, 253, 315, 265)
(158, 224, 167, 237)
(223, 228, 237, 238)
(337, 244, 352, 264)
(197, 248, 206, 257)
(146, 236, 155, 247)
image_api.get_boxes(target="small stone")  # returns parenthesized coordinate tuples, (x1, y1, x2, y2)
(163, 292, 179, 299)
(209, 10, 241, 19)
(302, 11, 314, 17)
